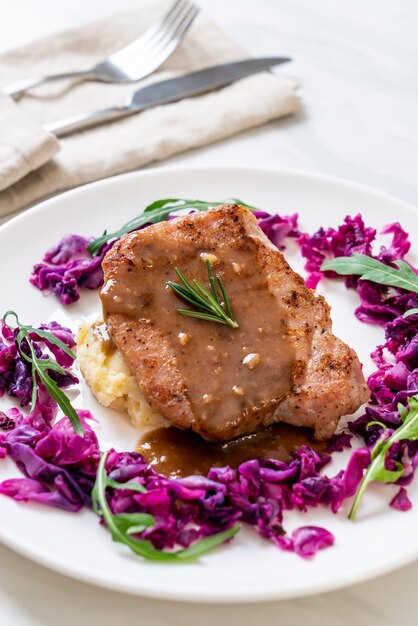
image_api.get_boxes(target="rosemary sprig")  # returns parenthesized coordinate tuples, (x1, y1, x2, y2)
(92, 451, 240, 561)
(167, 260, 239, 329)
(2, 311, 83, 437)
(349, 396, 418, 520)
(87, 197, 258, 256)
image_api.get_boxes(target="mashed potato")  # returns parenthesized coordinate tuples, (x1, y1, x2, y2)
(76, 320, 169, 429)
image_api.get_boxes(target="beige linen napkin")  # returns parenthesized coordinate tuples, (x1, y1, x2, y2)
(0, 3, 299, 217)
(0, 94, 59, 192)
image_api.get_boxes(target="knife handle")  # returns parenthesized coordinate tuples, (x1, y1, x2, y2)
(44, 105, 133, 138)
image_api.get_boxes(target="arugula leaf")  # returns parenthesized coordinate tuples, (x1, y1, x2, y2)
(30, 328, 76, 360)
(349, 396, 418, 520)
(87, 197, 259, 256)
(2, 311, 83, 437)
(320, 254, 418, 294)
(91, 470, 148, 516)
(92, 451, 240, 561)
(112, 513, 156, 536)
(105, 477, 147, 493)
(3, 311, 76, 360)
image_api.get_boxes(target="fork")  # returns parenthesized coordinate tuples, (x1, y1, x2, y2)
(2, 0, 199, 98)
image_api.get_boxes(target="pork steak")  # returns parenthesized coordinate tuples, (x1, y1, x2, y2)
(100, 204, 369, 441)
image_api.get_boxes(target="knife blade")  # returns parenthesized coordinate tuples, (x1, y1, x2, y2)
(45, 57, 290, 137)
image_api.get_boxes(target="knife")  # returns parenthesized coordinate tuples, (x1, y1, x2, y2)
(44, 57, 290, 138)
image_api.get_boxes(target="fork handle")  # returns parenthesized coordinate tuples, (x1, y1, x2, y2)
(44, 105, 133, 138)
(2, 70, 96, 98)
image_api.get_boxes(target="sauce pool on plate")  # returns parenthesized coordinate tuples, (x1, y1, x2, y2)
(137, 423, 325, 478)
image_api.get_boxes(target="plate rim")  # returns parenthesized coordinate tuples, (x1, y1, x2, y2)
(1, 164, 417, 235)
(0, 164, 417, 603)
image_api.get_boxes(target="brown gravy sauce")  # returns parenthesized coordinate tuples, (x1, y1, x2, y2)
(137, 424, 325, 478)
(101, 223, 296, 437)
(91, 320, 116, 357)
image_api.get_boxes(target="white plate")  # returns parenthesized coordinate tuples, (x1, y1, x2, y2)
(0, 166, 417, 603)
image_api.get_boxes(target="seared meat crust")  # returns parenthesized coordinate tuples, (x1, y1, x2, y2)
(101, 205, 369, 441)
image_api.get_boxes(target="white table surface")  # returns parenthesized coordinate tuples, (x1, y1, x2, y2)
(1, 1, 417, 624)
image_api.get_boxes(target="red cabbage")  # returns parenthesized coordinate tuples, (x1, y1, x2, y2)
(300, 214, 418, 510)
(325, 432, 353, 453)
(277, 525, 334, 558)
(111, 446, 341, 550)
(349, 291, 418, 447)
(0, 403, 342, 554)
(30, 235, 113, 306)
(0, 321, 78, 407)
(297, 214, 376, 289)
(389, 487, 412, 511)
(252, 211, 300, 250)
(0, 411, 15, 431)
(342, 448, 371, 497)
(0, 407, 100, 511)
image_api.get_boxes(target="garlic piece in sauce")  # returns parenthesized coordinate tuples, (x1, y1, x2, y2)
(178, 332, 189, 346)
(232, 385, 244, 396)
(232, 262, 241, 274)
(242, 353, 261, 370)
(200, 252, 218, 266)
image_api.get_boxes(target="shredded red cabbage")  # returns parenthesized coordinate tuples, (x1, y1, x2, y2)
(390, 487, 412, 511)
(252, 211, 300, 250)
(277, 525, 334, 558)
(30, 212, 300, 306)
(30, 236, 113, 306)
(0, 406, 98, 511)
(0, 403, 340, 556)
(325, 432, 353, 453)
(301, 214, 418, 508)
(2, 209, 416, 562)
(0, 321, 78, 407)
(297, 214, 377, 290)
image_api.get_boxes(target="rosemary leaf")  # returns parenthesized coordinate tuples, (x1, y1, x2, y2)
(217, 276, 233, 320)
(166, 282, 202, 308)
(206, 260, 221, 306)
(167, 262, 239, 329)
(176, 309, 230, 324)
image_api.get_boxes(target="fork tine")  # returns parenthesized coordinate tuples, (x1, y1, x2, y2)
(140, 5, 199, 69)
(156, 0, 187, 27)
(111, 0, 193, 65)
(140, 1, 196, 55)
(122, 5, 199, 74)
(114, 2, 195, 68)
(120, 0, 190, 53)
